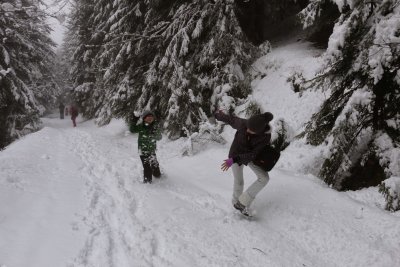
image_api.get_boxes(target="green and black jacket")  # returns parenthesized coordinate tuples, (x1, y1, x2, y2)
(130, 121, 162, 155)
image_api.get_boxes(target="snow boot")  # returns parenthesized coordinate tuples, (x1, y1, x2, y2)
(153, 167, 161, 179)
(143, 178, 152, 184)
(233, 201, 251, 217)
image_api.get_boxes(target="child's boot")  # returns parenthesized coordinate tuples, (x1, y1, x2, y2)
(143, 178, 152, 184)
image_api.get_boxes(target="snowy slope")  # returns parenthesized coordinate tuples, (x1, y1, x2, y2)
(1, 41, 400, 267)
(250, 41, 330, 176)
(252, 40, 326, 131)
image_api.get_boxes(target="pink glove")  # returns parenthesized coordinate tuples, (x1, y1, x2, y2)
(221, 158, 234, 171)
(215, 109, 224, 115)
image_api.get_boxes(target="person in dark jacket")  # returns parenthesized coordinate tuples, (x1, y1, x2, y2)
(59, 102, 65, 119)
(70, 104, 79, 127)
(130, 110, 162, 184)
(215, 110, 273, 216)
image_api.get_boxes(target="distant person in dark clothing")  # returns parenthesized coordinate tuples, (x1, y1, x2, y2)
(59, 102, 65, 119)
(70, 104, 79, 127)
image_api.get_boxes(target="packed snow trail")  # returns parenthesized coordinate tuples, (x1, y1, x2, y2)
(1, 117, 399, 267)
(0, 117, 87, 267)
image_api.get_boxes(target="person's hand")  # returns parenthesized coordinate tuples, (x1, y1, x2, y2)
(131, 115, 140, 124)
(221, 158, 233, 171)
(214, 109, 224, 116)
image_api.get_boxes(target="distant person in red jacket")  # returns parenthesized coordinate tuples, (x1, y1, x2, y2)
(70, 104, 79, 127)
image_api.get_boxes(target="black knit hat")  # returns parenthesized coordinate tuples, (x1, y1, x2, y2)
(247, 112, 273, 134)
(142, 110, 155, 119)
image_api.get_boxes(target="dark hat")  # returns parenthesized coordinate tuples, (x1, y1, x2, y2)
(247, 112, 273, 134)
(142, 110, 155, 119)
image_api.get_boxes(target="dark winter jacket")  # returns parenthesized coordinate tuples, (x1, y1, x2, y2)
(70, 106, 79, 118)
(59, 103, 65, 112)
(215, 111, 271, 165)
(130, 121, 162, 155)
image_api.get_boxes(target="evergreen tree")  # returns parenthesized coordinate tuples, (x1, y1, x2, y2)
(67, 0, 262, 138)
(301, 0, 400, 190)
(0, 0, 56, 149)
(53, 47, 73, 99)
(67, 0, 100, 117)
(379, 176, 400, 211)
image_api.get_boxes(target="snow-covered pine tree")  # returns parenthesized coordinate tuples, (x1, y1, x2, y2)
(144, 0, 260, 138)
(67, 0, 261, 138)
(0, 0, 56, 149)
(67, 0, 99, 117)
(301, 0, 400, 190)
(379, 176, 400, 211)
(88, 0, 146, 124)
(53, 47, 73, 100)
(66, 0, 145, 121)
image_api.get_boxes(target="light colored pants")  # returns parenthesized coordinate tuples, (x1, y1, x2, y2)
(231, 162, 269, 207)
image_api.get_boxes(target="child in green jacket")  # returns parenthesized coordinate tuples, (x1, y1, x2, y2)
(130, 110, 162, 183)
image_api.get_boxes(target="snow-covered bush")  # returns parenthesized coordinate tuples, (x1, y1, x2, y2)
(379, 177, 400, 212)
(241, 99, 262, 118)
(271, 119, 294, 151)
(182, 118, 226, 156)
(258, 41, 272, 56)
(287, 72, 306, 94)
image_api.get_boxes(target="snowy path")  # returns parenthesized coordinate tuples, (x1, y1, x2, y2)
(0, 118, 87, 266)
(1, 117, 399, 267)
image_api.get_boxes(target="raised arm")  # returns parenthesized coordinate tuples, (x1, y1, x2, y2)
(214, 110, 247, 130)
(129, 117, 142, 133)
(129, 124, 140, 133)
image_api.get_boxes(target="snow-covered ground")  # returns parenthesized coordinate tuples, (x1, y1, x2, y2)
(1, 41, 400, 267)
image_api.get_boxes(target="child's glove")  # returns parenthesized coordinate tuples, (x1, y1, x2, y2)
(221, 158, 234, 171)
(131, 115, 140, 125)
